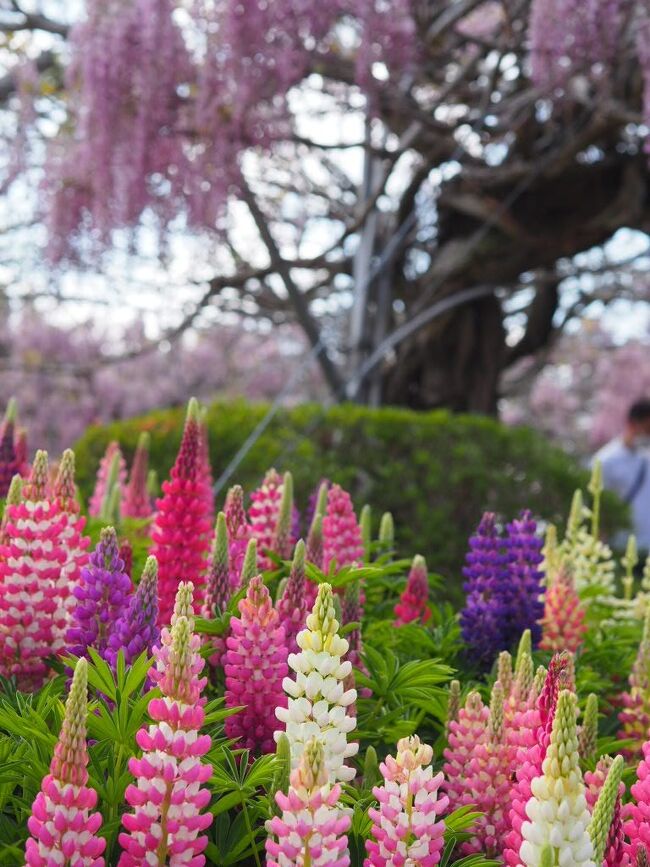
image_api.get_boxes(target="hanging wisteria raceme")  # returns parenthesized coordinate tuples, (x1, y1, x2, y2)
(105, 555, 159, 669)
(0, 450, 70, 689)
(89, 441, 126, 519)
(150, 398, 212, 625)
(266, 737, 351, 867)
(224, 485, 251, 590)
(275, 582, 358, 784)
(276, 540, 309, 652)
(322, 484, 364, 573)
(66, 526, 132, 661)
(25, 658, 106, 867)
(394, 554, 431, 626)
(121, 431, 153, 520)
(365, 735, 447, 867)
(224, 575, 288, 753)
(119, 582, 212, 867)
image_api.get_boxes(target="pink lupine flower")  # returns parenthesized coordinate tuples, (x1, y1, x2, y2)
(25, 658, 106, 866)
(119, 582, 212, 867)
(225, 575, 288, 753)
(89, 441, 126, 518)
(266, 737, 351, 867)
(150, 399, 212, 626)
(365, 735, 447, 867)
(442, 691, 489, 807)
(224, 484, 251, 589)
(540, 567, 587, 653)
(0, 450, 70, 689)
(322, 484, 363, 573)
(624, 738, 650, 862)
(248, 468, 284, 570)
(619, 607, 650, 756)
(277, 540, 309, 651)
(122, 432, 153, 520)
(394, 554, 431, 626)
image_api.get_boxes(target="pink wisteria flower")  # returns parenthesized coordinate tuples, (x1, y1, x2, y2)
(118, 582, 212, 866)
(322, 484, 363, 573)
(25, 658, 106, 866)
(224, 575, 289, 753)
(266, 737, 351, 867)
(365, 735, 447, 867)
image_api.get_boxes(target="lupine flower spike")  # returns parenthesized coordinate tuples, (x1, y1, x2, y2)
(365, 735, 447, 867)
(0, 398, 22, 497)
(67, 526, 132, 661)
(239, 537, 258, 588)
(119, 582, 212, 866)
(587, 755, 627, 867)
(89, 441, 126, 518)
(98, 448, 123, 523)
(224, 485, 251, 590)
(378, 512, 394, 559)
(122, 431, 153, 520)
(273, 471, 294, 560)
(540, 566, 587, 653)
(519, 690, 595, 867)
(305, 513, 323, 607)
(502, 510, 544, 649)
(150, 398, 212, 625)
(619, 605, 650, 754)
(578, 693, 599, 763)
(105, 555, 159, 669)
(248, 468, 284, 570)
(0, 473, 21, 544)
(445, 680, 461, 736)
(0, 450, 70, 688)
(359, 503, 372, 562)
(203, 513, 230, 619)
(394, 554, 431, 625)
(275, 582, 358, 783)
(623, 735, 650, 861)
(25, 658, 106, 866)
(269, 732, 291, 818)
(322, 484, 364, 572)
(442, 691, 489, 806)
(266, 737, 351, 867)
(277, 540, 309, 651)
(224, 575, 288, 753)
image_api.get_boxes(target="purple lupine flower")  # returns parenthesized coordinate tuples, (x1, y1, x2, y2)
(459, 513, 508, 670)
(105, 555, 159, 668)
(66, 526, 132, 659)
(502, 510, 544, 649)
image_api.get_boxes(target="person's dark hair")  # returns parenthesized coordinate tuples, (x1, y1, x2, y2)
(628, 400, 650, 422)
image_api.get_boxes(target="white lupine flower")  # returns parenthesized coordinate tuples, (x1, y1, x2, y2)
(519, 690, 596, 867)
(275, 583, 358, 783)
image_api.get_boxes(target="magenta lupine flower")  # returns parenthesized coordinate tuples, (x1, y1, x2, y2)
(25, 658, 106, 866)
(277, 540, 309, 651)
(66, 527, 132, 660)
(89, 441, 126, 518)
(0, 451, 70, 689)
(322, 484, 364, 573)
(119, 582, 212, 867)
(105, 556, 159, 669)
(224, 575, 288, 753)
(442, 691, 489, 807)
(248, 468, 284, 570)
(224, 484, 251, 589)
(365, 735, 447, 867)
(119, 539, 133, 579)
(394, 555, 431, 626)
(122, 431, 153, 520)
(624, 738, 650, 862)
(266, 737, 351, 867)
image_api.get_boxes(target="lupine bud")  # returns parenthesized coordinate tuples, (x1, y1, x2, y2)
(378, 511, 394, 557)
(119, 539, 133, 580)
(277, 540, 309, 651)
(225, 576, 289, 753)
(0, 473, 21, 543)
(0, 398, 21, 497)
(394, 554, 430, 625)
(275, 583, 358, 783)
(89, 441, 126, 518)
(224, 484, 251, 589)
(273, 471, 294, 560)
(25, 658, 106, 866)
(203, 513, 230, 618)
(445, 680, 461, 736)
(589, 755, 625, 866)
(322, 484, 363, 572)
(366, 735, 447, 866)
(498, 650, 513, 698)
(240, 537, 258, 588)
(105, 555, 159, 669)
(579, 693, 599, 763)
(269, 732, 292, 817)
(122, 431, 153, 520)
(363, 744, 380, 790)
(623, 535, 639, 601)
(118, 583, 212, 866)
(359, 504, 372, 562)
(306, 512, 324, 573)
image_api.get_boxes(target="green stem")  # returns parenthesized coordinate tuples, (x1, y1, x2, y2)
(242, 798, 262, 867)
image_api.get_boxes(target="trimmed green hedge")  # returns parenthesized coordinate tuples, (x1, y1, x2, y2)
(74, 401, 627, 600)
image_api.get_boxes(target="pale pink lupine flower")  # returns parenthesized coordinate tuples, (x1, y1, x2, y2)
(322, 484, 363, 573)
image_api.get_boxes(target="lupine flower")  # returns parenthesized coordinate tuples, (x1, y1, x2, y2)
(224, 575, 288, 753)
(25, 658, 106, 867)
(150, 398, 212, 625)
(66, 526, 132, 660)
(0, 398, 23, 497)
(540, 567, 587, 653)
(105, 555, 159, 669)
(365, 735, 447, 867)
(445, 680, 461, 736)
(201, 514, 230, 668)
(224, 485, 251, 589)
(119, 582, 212, 866)
(249, 468, 284, 570)
(359, 503, 372, 562)
(519, 690, 595, 867)
(198, 406, 214, 521)
(305, 512, 324, 607)
(239, 537, 258, 588)
(378, 511, 394, 558)
(578, 693, 599, 763)
(273, 471, 294, 560)
(305, 479, 329, 536)
(0, 451, 70, 689)
(275, 582, 358, 783)
(0, 473, 21, 544)
(122, 431, 153, 520)
(277, 540, 309, 651)
(322, 484, 364, 573)
(502, 510, 544, 648)
(619, 606, 650, 755)
(623, 737, 650, 862)
(89, 441, 126, 518)
(119, 539, 133, 579)
(442, 691, 489, 806)
(394, 554, 431, 625)
(586, 755, 627, 867)
(266, 737, 351, 867)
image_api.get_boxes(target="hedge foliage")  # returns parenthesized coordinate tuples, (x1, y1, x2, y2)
(74, 400, 627, 600)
